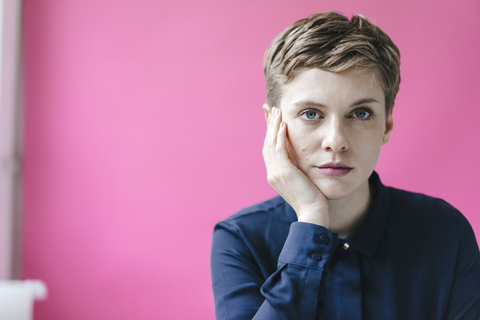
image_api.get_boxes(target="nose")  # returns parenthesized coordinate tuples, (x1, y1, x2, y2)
(321, 117, 349, 152)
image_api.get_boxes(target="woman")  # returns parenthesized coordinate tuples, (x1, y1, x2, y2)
(211, 12, 480, 319)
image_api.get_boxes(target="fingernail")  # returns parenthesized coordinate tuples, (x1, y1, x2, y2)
(280, 121, 285, 128)
(272, 107, 278, 116)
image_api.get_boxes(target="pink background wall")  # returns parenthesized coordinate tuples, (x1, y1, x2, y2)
(22, 0, 480, 319)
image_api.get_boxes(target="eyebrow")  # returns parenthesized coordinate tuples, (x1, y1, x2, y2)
(293, 98, 380, 108)
(350, 98, 380, 107)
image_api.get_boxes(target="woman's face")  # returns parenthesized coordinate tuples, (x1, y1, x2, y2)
(278, 68, 394, 201)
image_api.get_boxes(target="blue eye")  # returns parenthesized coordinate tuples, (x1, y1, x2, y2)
(304, 111, 318, 120)
(353, 110, 370, 119)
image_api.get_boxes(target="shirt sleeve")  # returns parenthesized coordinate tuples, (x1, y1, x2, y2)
(444, 211, 480, 320)
(211, 221, 338, 320)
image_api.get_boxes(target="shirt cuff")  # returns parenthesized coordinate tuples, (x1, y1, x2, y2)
(278, 221, 338, 270)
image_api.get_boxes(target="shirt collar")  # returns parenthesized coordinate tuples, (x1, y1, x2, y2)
(346, 171, 390, 258)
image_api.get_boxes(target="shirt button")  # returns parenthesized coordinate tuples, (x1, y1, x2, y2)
(342, 242, 350, 250)
(314, 234, 330, 244)
(319, 234, 330, 244)
(310, 253, 322, 261)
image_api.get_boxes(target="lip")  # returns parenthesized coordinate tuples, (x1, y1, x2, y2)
(316, 162, 353, 177)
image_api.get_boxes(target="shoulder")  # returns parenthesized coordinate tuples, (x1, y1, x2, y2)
(216, 195, 291, 233)
(213, 196, 295, 251)
(385, 186, 470, 236)
(388, 187, 458, 215)
(225, 195, 287, 221)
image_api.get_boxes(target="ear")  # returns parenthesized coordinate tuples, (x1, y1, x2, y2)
(382, 106, 394, 145)
(263, 103, 272, 122)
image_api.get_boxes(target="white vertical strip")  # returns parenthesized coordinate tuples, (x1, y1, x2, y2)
(0, 280, 47, 319)
(0, 0, 23, 280)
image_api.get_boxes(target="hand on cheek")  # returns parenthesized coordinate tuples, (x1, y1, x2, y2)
(262, 106, 330, 227)
(284, 128, 300, 168)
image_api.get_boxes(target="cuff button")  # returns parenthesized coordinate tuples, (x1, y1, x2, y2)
(310, 252, 322, 261)
(314, 234, 330, 244)
(319, 234, 330, 244)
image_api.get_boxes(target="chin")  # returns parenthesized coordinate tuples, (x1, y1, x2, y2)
(320, 189, 351, 201)
(314, 180, 352, 200)
(310, 175, 365, 201)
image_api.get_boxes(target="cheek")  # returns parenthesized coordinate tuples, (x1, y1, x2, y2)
(350, 126, 385, 158)
(286, 123, 317, 161)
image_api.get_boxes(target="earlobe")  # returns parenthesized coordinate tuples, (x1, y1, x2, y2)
(263, 103, 272, 122)
(382, 106, 394, 145)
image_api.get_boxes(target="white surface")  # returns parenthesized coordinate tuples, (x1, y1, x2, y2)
(0, 280, 47, 320)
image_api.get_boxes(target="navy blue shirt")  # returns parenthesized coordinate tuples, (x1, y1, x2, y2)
(210, 173, 480, 319)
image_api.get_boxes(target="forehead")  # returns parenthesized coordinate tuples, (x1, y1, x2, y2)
(280, 68, 385, 108)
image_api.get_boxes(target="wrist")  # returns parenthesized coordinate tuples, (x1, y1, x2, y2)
(297, 211, 330, 228)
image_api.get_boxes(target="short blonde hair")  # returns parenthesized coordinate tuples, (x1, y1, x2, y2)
(263, 12, 401, 111)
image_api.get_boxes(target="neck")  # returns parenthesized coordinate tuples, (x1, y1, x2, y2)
(328, 180, 373, 239)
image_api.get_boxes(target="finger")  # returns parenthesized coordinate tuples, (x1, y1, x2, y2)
(264, 107, 282, 148)
(275, 121, 295, 169)
(276, 120, 300, 168)
(263, 108, 283, 176)
(285, 130, 300, 168)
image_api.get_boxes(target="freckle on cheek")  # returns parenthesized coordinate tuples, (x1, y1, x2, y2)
(301, 146, 309, 161)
